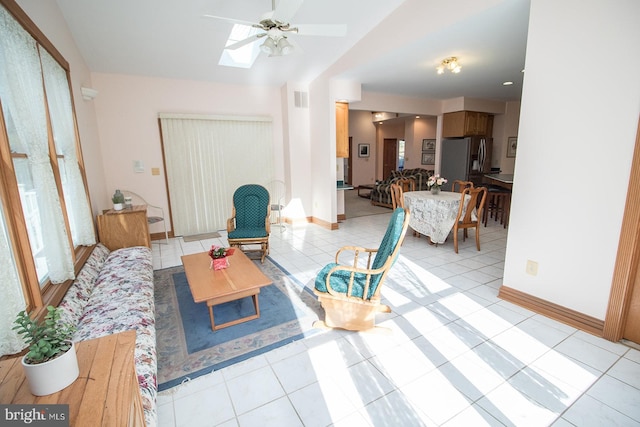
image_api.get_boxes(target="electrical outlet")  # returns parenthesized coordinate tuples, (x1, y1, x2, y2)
(526, 260, 538, 276)
(151, 168, 160, 176)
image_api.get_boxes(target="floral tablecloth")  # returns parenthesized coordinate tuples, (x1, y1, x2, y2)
(404, 191, 473, 244)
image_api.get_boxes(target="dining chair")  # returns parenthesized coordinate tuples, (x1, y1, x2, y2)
(390, 183, 404, 209)
(396, 178, 416, 192)
(453, 186, 487, 254)
(313, 208, 410, 331)
(226, 184, 271, 263)
(451, 180, 474, 193)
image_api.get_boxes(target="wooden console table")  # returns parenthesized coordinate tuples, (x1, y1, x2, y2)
(97, 205, 151, 250)
(0, 331, 145, 426)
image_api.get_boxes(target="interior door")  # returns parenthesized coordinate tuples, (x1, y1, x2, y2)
(383, 138, 397, 180)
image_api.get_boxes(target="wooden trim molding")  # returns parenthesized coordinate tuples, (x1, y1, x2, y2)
(498, 286, 604, 336)
(0, 0, 69, 70)
(604, 117, 640, 341)
(311, 217, 339, 230)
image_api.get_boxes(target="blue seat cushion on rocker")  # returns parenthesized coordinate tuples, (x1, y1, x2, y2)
(229, 184, 269, 239)
(314, 208, 406, 300)
(228, 227, 268, 239)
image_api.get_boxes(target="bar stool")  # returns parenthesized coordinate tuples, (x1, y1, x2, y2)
(484, 187, 511, 228)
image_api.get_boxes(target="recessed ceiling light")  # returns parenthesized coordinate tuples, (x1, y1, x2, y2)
(503, 81, 513, 86)
(416, 116, 420, 119)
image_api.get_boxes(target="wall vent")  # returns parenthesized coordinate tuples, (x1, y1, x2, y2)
(294, 91, 309, 108)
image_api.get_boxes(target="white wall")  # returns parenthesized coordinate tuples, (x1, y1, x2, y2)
(90, 73, 284, 234)
(504, 0, 640, 320)
(16, 0, 107, 216)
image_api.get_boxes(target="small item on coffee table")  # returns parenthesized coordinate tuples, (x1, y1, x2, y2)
(208, 245, 235, 270)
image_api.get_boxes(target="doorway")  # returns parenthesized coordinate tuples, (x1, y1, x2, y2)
(383, 138, 398, 179)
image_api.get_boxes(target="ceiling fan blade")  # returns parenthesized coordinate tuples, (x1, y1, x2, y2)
(272, 0, 303, 23)
(225, 34, 264, 50)
(294, 24, 347, 37)
(203, 14, 256, 27)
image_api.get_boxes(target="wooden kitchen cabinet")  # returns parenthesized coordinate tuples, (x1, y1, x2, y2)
(97, 205, 151, 250)
(442, 111, 491, 137)
(336, 102, 349, 158)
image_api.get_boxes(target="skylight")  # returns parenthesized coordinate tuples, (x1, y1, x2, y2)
(218, 24, 261, 69)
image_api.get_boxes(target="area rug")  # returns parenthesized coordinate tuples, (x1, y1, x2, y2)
(154, 256, 323, 391)
(182, 231, 221, 242)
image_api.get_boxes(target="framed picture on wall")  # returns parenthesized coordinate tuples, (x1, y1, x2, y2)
(507, 137, 518, 158)
(421, 152, 435, 165)
(358, 143, 370, 157)
(422, 139, 436, 152)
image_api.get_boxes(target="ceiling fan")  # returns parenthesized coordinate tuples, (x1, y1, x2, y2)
(204, 0, 347, 56)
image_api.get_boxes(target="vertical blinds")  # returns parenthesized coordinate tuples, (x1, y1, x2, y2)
(159, 114, 274, 236)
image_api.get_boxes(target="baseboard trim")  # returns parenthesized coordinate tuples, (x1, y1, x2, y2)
(337, 214, 346, 221)
(150, 231, 173, 241)
(311, 217, 339, 230)
(498, 286, 604, 337)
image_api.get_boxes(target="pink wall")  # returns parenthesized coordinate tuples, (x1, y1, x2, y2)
(91, 73, 284, 234)
(348, 110, 377, 186)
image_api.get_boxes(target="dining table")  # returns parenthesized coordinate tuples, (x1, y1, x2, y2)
(403, 190, 473, 245)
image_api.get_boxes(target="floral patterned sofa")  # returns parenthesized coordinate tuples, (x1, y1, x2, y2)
(58, 244, 156, 427)
(370, 168, 432, 207)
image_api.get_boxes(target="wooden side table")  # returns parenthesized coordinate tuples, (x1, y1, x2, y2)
(0, 331, 145, 426)
(97, 205, 151, 250)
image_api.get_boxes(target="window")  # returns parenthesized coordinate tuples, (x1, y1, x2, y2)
(0, 0, 95, 334)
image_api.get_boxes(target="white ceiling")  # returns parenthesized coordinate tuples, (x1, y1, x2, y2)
(55, 0, 530, 102)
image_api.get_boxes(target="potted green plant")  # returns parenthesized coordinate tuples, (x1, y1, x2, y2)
(13, 305, 79, 396)
(112, 189, 125, 211)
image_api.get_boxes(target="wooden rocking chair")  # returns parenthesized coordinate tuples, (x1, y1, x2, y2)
(313, 208, 410, 331)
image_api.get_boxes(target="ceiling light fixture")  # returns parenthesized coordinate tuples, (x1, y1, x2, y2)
(260, 36, 294, 56)
(436, 57, 462, 74)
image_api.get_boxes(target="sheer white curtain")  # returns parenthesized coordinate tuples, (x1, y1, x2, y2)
(40, 49, 95, 246)
(160, 114, 274, 236)
(0, 199, 27, 357)
(0, 7, 74, 283)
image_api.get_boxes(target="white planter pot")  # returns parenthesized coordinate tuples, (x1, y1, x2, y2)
(22, 341, 79, 396)
(113, 203, 123, 211)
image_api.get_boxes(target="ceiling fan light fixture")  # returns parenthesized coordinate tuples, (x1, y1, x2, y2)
(437, 56, 462, 74)
(278, 37, 293, 55)
(260, 37, 277, 54)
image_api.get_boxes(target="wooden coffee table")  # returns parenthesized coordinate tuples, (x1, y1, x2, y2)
(181, 250, 272, 331)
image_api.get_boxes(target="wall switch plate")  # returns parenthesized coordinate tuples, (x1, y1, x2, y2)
(526, 260, 538, 276)
(133, 160, 145, 173)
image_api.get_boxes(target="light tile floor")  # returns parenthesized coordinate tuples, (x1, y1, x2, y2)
(153, 212, 640, 427)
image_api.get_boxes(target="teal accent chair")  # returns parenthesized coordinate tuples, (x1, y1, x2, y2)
(313, 208, 410, 331)
(226, 184, 271, 263)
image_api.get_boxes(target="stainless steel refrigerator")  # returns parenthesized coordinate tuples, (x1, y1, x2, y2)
(440, 137, 492, 191)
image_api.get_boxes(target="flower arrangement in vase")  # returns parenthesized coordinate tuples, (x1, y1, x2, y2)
(208, 245, 235, 270)
(427, 175, 447, 194)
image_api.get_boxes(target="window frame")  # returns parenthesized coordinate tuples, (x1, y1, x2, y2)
(0, 0, 95, 321)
